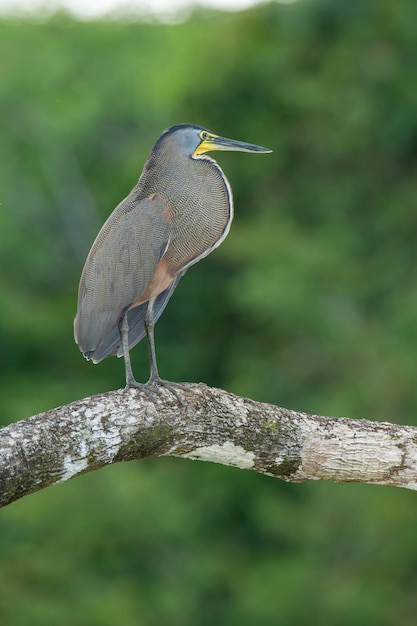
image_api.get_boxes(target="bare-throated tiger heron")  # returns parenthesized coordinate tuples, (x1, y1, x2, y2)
(74, 124, 271, 398)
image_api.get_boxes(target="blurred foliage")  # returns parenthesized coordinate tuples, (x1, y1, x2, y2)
(1, 0, 417, 623)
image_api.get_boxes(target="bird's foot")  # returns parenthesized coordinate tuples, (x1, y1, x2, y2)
(147, 376, 190, 404)
(125, 376, 189, 404)
(124, 379, 161, 402)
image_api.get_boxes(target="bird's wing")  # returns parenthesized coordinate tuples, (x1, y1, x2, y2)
(74, 191, 172, 359)
(89, 272, 184, 363)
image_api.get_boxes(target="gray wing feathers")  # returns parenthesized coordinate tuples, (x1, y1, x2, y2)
(74, 191, 171, 359)
(90, 273, 182, 363)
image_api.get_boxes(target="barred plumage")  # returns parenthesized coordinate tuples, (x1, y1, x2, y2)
(74, 123, 271, 397)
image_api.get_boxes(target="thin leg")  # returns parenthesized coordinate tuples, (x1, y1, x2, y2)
(120, 311, 159, 400)
(120, 312, 136, 387)
(120, 305, 187, 403)
(144, 298, 160, 382)
(144, 298, 189, 403)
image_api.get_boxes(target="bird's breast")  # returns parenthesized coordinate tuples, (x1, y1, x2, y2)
(161, 157, 233, 274)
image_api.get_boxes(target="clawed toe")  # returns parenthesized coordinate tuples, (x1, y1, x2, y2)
(148, 378, 188, 404)
(125, 377, 188, 404)
(124, 380, 161, 401)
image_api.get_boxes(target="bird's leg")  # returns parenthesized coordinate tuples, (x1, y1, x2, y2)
(145, 298, 160, 382)
(120, 312, 136, 386)
(120, 311, 160, 400)
(144, 298, 188, 403)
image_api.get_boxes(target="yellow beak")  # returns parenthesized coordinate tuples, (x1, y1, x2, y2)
(194, 134, 272, 157)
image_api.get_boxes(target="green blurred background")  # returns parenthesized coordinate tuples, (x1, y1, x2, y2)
(1, 0, 417, 623)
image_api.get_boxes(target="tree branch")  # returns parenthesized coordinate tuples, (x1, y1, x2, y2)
(1, 383, 417, 507)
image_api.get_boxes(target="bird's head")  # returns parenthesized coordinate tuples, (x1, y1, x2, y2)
(159, 123, 272, 159)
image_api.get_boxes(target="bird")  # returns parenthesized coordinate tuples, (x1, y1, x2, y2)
(74, 123, 272, 399)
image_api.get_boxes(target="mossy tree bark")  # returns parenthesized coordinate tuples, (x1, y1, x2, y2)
(1, 383, 417, 507)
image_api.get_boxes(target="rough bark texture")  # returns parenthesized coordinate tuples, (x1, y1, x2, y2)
(1, 383, 417, 507)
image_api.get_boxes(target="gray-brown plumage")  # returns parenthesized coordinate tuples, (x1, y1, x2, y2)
(74, 123, 271, 396)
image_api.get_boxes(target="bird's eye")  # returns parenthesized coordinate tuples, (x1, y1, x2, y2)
(201, 131, 209, 140)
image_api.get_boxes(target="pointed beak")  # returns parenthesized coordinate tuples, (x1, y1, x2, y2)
(195, 134, 272, 156)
